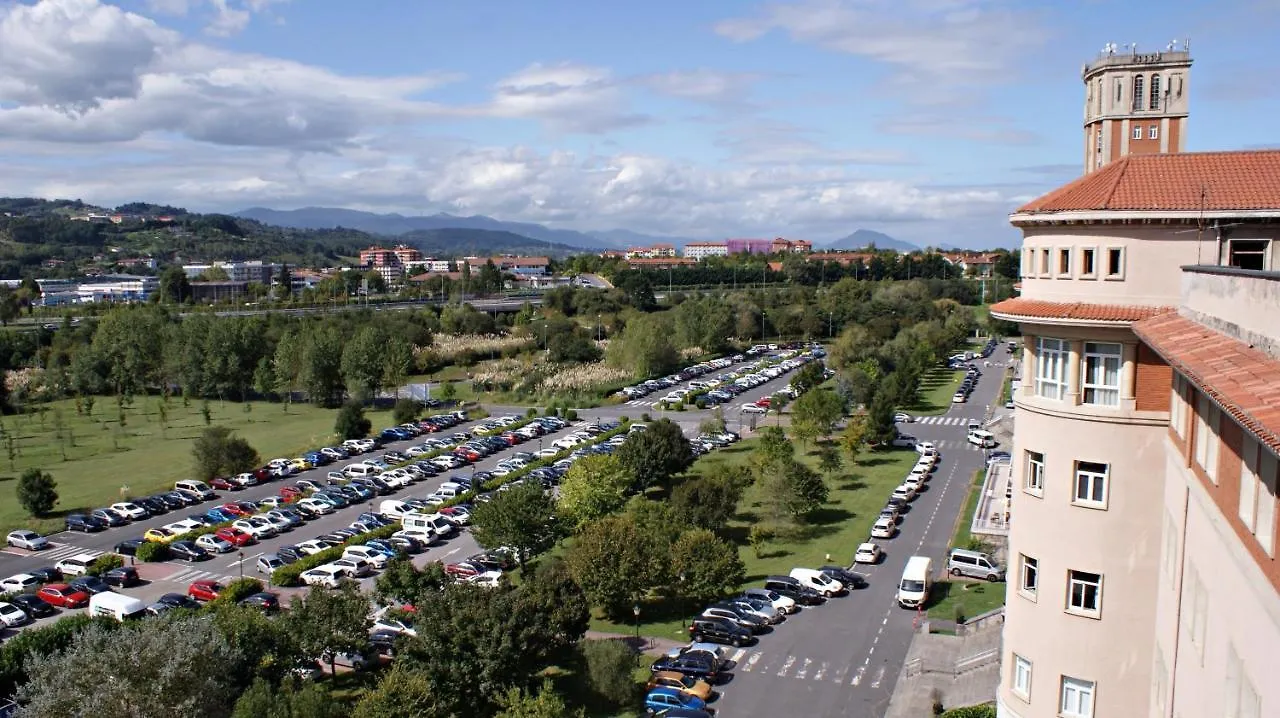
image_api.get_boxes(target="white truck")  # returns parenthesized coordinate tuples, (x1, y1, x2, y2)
(89, 591, 147, 621)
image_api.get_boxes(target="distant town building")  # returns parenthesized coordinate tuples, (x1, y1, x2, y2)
(182, 260, 279, 283)
(464, 256, 550, 276)
(358, 244, 424, 286)
(625, 244, 678, 259)
(34, 275, 158, 305)
(941, 251, 999, 277)
(683, 242, 730, 260)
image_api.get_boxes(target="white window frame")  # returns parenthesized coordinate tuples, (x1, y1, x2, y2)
(1012, 654, 1032, 699)
(1019, 554, 1039, 599)
(1066, 569, 1102, 617)
(1057, 247, 1072, 278)
(1170, 375, 1188, 438)
(1185, 563, 1207, 661)
(1080, 246, 1097, 278)
(1105, 246, 1125, 279)
(1034, 338, 1069, 401)
(1194, 394, 1221, 483)
(1163, 510, 1179, 589)
(1132, 126, 1143, 140)
(1081, 342, 1122, 407)
(1060, 675, 1096, 717)
(1024, 450, 1045, 496)
(1073, 461, 1109, 509)
(1149, 125, 1159, 139)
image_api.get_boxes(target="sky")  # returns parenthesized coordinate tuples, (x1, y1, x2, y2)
(1, 0, 1279, 248)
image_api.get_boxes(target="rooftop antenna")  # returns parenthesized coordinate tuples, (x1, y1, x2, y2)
(1167, 39, 1178, 51)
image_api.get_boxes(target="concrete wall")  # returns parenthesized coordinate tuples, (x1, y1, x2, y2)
(1181, 267, 1280, 358)
(1019, 226, 1203, 306)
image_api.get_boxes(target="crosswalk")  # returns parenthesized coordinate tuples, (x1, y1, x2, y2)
(719, 648, 888, 688)
(625, 399, 661, 407)
(913, 416, 972, 426)
(165, 566, 242, 585)
(27, 542, 99, 561)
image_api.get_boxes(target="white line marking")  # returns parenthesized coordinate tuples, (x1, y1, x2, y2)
(795, 658, 811, 679)
(832, 665, 848, 684)
(870, 666, 886, 688)
(729, 648, 746, 663)
(813, 662, 827, 681)
(851, 666, 866, 686)
(743, 652, 762, 672)
(776, 655, 796, 677)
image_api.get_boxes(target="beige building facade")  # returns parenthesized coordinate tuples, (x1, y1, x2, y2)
(1082, 43, 1191, 174)
(992, 150, 1280, 718)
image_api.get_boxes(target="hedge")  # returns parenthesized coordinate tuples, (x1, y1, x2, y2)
(135, 541, 170, 563)
(207, 577, 265, 609)
(86, 553, 124, 576)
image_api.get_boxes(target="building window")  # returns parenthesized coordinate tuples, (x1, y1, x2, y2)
(1019, 555, 1039, 597)
(1132, 126, 1143, 140)
(1106, 247, 1124, 278)
(1149, 74, 1162, 109)
(1066, 570, 1102, 616)
(1034, 338, 1068, 401)
(1163, 510, 1179, 589)
(1095, 129, 1102, 153)
(1073, 461, 1109, 508)
(1057, 248, 1072, 276)
(1226, 645, 1261, 718)
(1025, 450, 1045, 495)
(1185, 563, 1207, 661)
(1149, 125, 1159, 139)
(1081, 248, 1096, 276)
(1081, 342, 1122, 406)
(1039, 248, 1051, 276)
(1239, 436, 1278, 556)
(1133, 75, 1145, 111)
(1013, 654, 1033, 699)
(1115, 78, 1123, 103)
(1170, 375, 1188, 438)
(1060, 676, 1096, 717)
(1195, 394, 1221, 483)
(1228, 239, 1270, 271)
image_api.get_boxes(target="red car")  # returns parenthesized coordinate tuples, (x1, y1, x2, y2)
(213, 527, 255, 547)
(499, 432, 521, 446)
(444, 561, 481, 579)
(454, 448, 481, 461)
(209, 477, 238, 491)
(37, 583, 89, 608)
(219, 503, 251, 517)
(253, 467, 272, 482)
(187, 579, 223, 602)
(755, 397, 771, 408)
(279, 486, 303, 501)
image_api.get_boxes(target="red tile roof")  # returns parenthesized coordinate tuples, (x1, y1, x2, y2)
(989, 298, 1174, 323)
(1016, 150, 1280, 214)
(1134, 313, 1280, 455)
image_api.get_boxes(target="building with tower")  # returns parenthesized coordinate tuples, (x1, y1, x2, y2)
(1083, 41, 1192, 173)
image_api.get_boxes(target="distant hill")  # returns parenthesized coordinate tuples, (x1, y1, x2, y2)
(236, 207, 609, 250)
(822, 229, 919, 252)
(397, 228, 583, 258)
(586, 228, 699, 250)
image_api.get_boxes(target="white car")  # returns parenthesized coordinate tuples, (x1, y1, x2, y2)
(257, 496, 285, 510)
(392, 528, 436, 547)
(233, 518, 277, 539)
(195, 534, 235, 553)
(893, 412, 914, 423)
(915, 442, 937, 455)
(903, 475, 925, 493)
(462, 571, 503, 588)
(372, 616, 417, 636)
(5, 530, 49, 551)
(109, 502, 148, 520)
(297, 539, 336, 556)
(742, 587, 797, 614)
(162, 520, 202, 535)
(0, 601, 30, 627)
(297, 498, 335, 515)
(854, 543, 882, 564)
(952, 392, 967, 403)
(343, 546, 389, 570)
(0, 573, 41, 594)
(331, 557, 373, 578)
(740, 404, 767, 415)
(300, 565, 346, 589)
(908, 464, 932, 481)
(891, 484, 916, 502)
(259, 513, 293, 532)
(871, 517, 897, 539)
(231, 473, 259, 488)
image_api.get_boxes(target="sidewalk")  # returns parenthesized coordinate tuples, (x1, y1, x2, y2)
(585, 630, 685, 656)
(884, 613, 1003, 718)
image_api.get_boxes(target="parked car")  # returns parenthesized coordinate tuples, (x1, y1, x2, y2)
(68, 575, 112, 595)
(5, 530, 49, 551)
(820, 566, 869, 590)
(0, 574, 41, 594)
(644, 688, 707, 715)
(187, 580, 223, 602)
(155, 593, 201, 611)
(195, 534, 235, 554)
(9, 593, 56, 618)
(689, 615, 754, 646)
(650, 650, 720, 681)
(169, 540, 209, 562)
(65, 514, 107, 532)
(213, 527, 255, 547)
(239, 592, 281, 612)
(36, 584, 89, 608)
(0, 601, 30, 628)
(853, 543, 882, 565)
(102, 566, 141, 588)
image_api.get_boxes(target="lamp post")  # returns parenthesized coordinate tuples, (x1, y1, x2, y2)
(238, 550, 244, 580)
(632, 604, 642, 659)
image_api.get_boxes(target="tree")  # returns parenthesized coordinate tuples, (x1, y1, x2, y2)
(16, 468, 57, 517)
(547, 330, 601, 364)
(16, 617, 242, 717)
(392, 398, 422, 425)
(579, 639, 640, 708)
(751, 425, 793, 473)
(790, 361, 825, 393)
(790, 387, 845, 445)
(158, 266, 192, 304)
(469, 481, 558, 567)
(233, 678, 341, 718)
(354, 666, 441, 718)
(276, 263, 292, 298)
(556, 454, 632, 528)
(670, 473, 743, 532)
(839, 415, 868, 465)
(671, 529, 746, 605)
(335, 401, 372, 440)
(197, 265, 231, 281)
(436, 381, 457, 404)
(382, 336, 414, 398)
(341, 325, 386, 402)
(758, 458, 828, 526)
(697, 406, 726, 436)
(191, 426, 260, 480)
(866, 393, 898, 444)
(818, 444, 844, 474)
(605, 313, 677, 377)
(283, 582, 370, 676)
(566, 515, 656, 620)
(374, 558, 448, 608)
(615, 418, 693, 492)
(494, 681, 583, 718)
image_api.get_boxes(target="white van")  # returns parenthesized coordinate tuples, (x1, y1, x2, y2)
(435, 482, 464, 499)
(89, 591, 148, 621)
(966, 429, 996, 448)
(948, 549, 1005, 581)
(402, 512, 457, 538)
(344, 463, 380, 479)
(174, 480, 213, 500)
(897, 556, 933, 608)
(379, 499, 413, 519)
(788, 568, 844, 597)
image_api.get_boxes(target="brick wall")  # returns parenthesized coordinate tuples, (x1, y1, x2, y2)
(1135, 342, 1173, 411)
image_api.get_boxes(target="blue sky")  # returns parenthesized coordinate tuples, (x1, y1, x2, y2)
(1, 0, 1278, 248)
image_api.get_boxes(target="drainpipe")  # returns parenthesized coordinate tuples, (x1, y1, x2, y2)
(1166, 485, 1190, 717)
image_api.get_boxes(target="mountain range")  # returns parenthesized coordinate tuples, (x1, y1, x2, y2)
(235, 206, 923, 253)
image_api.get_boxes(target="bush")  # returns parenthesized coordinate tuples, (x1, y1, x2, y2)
(641, 412, 652, 423)
(16, 468, 58, 518)
(392, 399, 422, 425)
(525, 407, 537, 418)
(335, 402, 372, 440)
(192, 427, 260, 481)
(86, 553, 124, 577)
(135, 542, 170, 563)
(941, 706, 996, 718)
(580, 639, 639, 708)
(695, 398, 707, 410)
(566, 409, 578, 421)
(209, 577, 265, 608)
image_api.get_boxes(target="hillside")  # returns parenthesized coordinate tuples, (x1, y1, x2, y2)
(398, 228, 582, 257)
(823, 229, 919, 252)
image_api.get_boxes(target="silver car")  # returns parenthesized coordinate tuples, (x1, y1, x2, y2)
(5, 530, 49, 551)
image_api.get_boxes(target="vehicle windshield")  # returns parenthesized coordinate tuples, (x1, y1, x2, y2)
(901, 579, 926, 592)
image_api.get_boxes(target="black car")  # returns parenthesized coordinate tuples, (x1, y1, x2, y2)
(239, 592, 281, 612)
(820, 566, 869, 590)
(651, 650, 721, 680)
(28, 566, 61, 583)
(169, 540, 209, 562)
(165, 491, 198, 508)
(368, 630, 403, 656)
(133, 497, 167, 515)
(386, 535, 425, 553)
(69, 576, 112, 595)
(763, 576, 825, 605)
(65, 514, 106, 532)
(103, 566, 140, 588)
(689, 616, 754, 647)
(90, 509, 129, 527)
(157, 593, 201, 610)
(276, 545, 305, 564)
(10, 594, 55, 618)
(114, 538, 146, 557)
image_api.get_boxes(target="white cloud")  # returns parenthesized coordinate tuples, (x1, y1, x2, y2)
(483, 63, 649, 133)
(205, 0, 249, 36)
(640, 69, 762, 105)
(716, 121, 914, 165)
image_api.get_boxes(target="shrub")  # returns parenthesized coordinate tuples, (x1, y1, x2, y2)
(941, 705, 996, 718)
(580, 639, 639, 708)
(209, 577, 265, 608)
(392, 399, 422, 425)
(566, 409, 578, 421)
(695, 398, 707, 410)
(525, 407, 537, 418)
(641, 412, 652, 423)
(135, 542, 170, 563)
(86, 553, 124, 577)
(335, 401, 372, 440)
(16, 468, 58, 518)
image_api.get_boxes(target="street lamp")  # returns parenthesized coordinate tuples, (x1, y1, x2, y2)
(238, 550, 244, 580)
(632, 603, 642, 658)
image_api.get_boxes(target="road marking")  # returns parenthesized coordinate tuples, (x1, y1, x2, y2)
(225, 551, 262, 568)
(851, 666, 866, 686)
(795, 658, 811, 679)
(776, 655, 795, 677)
(870, 666, 886, 689)
(743, 652, 762, 672)
(813, 661, 827, 681)
(832, 665, 848, 684)
(729, 648, 746, 663)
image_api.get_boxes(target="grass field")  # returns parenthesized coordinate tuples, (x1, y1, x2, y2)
(950, 469, 986, 551)
(586, 438, 921, 641)
(0, 396, 394, 535)
(928, 466, 1006, 624)
(903, 366, 964, 416)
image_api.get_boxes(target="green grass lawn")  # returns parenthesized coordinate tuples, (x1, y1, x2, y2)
(927, 579, 1005, 624)
(583, 439, 921, 641)
(950, 469, 986, 551)
(903, 366, 964, 416)
(0, 396, 394, 535)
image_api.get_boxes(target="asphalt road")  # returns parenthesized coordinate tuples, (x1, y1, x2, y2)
(0, 350, 805, 633)
(708, 345, 1012, 718)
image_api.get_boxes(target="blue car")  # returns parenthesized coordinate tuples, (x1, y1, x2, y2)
(204, 508, 234, 523)
(364, 539, 401, 558)
(643, 688, 706, 714)
(305, 451, 330, 466)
